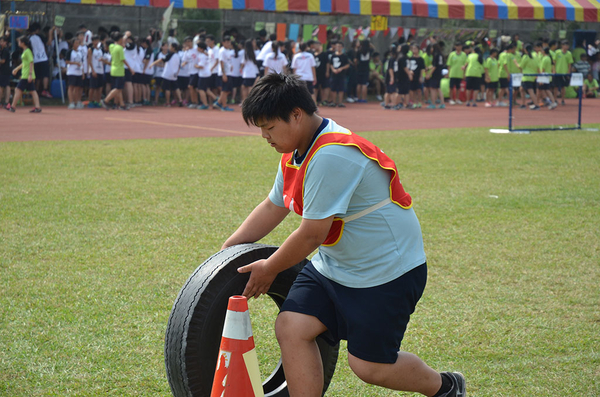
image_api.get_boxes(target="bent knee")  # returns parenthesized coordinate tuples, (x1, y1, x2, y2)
(275, 312, 326, 344)
(348, 354, 389, 385)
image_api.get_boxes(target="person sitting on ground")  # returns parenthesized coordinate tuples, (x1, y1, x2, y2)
(583, 73, 598, 98)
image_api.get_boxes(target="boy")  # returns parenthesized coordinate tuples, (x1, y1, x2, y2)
(194, 42, 212, 109)
(553, 40, 573, 105)
(101, 33, 134, 110)
(216, 35, 235, 111)
(224, 73, 465, 397)
(329, 41, 349, 107)
(446, 42, 467, 105)
(88, 35, 105, 108)
(0, 36, 11, 106)
(408, 44, 425, 108)
(291, 43, 317, 103)
(149, 42, 182, 107)
(583, 73, 598, 98)
(313, 41, 330, 106)
(484, 48, 499, 107)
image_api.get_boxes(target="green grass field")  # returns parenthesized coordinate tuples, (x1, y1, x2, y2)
(1, 125, 599, 396)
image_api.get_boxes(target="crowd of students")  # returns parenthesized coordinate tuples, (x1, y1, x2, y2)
(1, 23, 599, 113)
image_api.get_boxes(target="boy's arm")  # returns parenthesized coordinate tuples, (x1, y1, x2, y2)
(123, 59, 135, 74)
(222, 197, 290, 250)
(237, 214, 334, 298)
(149, 58, 163, 68)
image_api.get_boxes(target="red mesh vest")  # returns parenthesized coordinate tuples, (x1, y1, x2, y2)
(281, 130, 412, 246)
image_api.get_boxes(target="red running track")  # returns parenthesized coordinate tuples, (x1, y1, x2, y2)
(2, 99, 599, 142)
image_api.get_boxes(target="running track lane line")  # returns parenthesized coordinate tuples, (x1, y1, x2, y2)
(104, 117, 261, 136)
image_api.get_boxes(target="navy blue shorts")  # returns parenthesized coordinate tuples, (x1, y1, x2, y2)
(132, 73, 143, 84)
(209, 73, 219, 89)
(409, 79, 422, 92)
(331, 76, 345, 93)
(34, 60, 50, 79)
(242, 77, 256, 87)
(554, 75, 569, 88)
(397, 80, 410, 95)
(112, 76, 125, 89)
(538, 82, 553, 90)
(188, 74, 198, 88)
(316, 76, 329, 90)
(221, 76, 233, 92)
(499, 77, 509, 89)
(90, 75, 104, 88)
(281, 262, 427, 364)
(232, 76, 242, 88)
(154, 77, 163, 88)
(197, 77, 211, 91)
(162, 79, 178, 91)
(67, 75, 83, 87)
(466, 77, 480, 91)
(357, 70, 369, 85)
(428, 77, 441, 89)
(449, 77, 462, 90)
(177, 76, 189, 91)
(486, 81, 498, 90)
(124, 69, 132, 82)
(0, 74, 10, 87)
(386, 83, 397, 94)
(304, 81, 314, 94)
(17, 79, 35, 92)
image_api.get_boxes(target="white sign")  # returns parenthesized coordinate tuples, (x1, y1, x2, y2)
(570, 73, 583, 87)
(537, 75, 550, 84)
(511, 74, 523, 87)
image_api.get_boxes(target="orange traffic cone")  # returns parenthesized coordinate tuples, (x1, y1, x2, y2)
(211, 296, 264, 397)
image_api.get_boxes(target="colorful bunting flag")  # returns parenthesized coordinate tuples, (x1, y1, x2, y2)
(289, 23, 300, 41)
(276, 23, 287, 41)
(389, 27, 398, 38)
(318, 24, 327, 45)
(265, 22, 275, 35)
(302, 24, 313, 42)
(254, 21, 265, 32)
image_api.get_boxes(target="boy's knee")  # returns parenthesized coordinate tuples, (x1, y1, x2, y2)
(348, 355, 385, 385)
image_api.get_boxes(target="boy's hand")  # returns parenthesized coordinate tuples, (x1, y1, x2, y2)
(28, 75, 32, 83)
(238, 259, 277, 299)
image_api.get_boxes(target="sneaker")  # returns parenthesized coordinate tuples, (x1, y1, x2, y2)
(182, 100, 188, 106)
(87, 102, 97, 108)
(118, 106, 130, 111)
(449, 99, 456, 105)
(68, 103, 76, 109)
(427, 104, 436, 109)
(561, 100, 565, 106)
(376, 95, 383, 101)
(171, 100, 177, 106)
(100, 100, 109, 110)
(213, 100, 223, 110)
(197, 104, 209, 110)
(519, 104, 526, 109)
(436, 99, 441, 104)
(438, 104, 446, 109)
(6, 105, 15, 112)
(384, 105, 391, 109)
(221, 106, 234, 112)
(357, 99, 368, 103)
(466, 102, 471, 107)
(29, 108, 42, 113)
(327, 102, 337, 107)
(337, 103, 346, 108)
(187, 103, 197, 109)
(455, 100, 463, 105)
(76, 101, 84, 109)
(346, 97, 355, 103)
(394, 104, 404, 110)
(485, 102, 492, 108)
(41, 90, 52, 99)
(439, 372, 466, 397)
(472, 103, 477, 107)
(549, 102, 558, 110)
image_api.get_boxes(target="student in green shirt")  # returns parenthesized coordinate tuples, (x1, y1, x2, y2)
(518, 44, 540, 110)
(447, 42, 467, 104)
(497, 43, 517, 106)
(571, 41, 586, 63)
(7, 36, 41, 113)
(101, 32, 134, 110)
(583, 73, 599, 98)
(539, 47, 557, 109)
(553, 40, 573, 105)
(484, 48, 499, 107)
(463, 46, 483, 107)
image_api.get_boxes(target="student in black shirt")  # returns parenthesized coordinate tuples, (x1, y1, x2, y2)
(355, 39, 373, 103)
(396, 44, 413, 110)
(383, 46, 398, 109)
(409, 44, 425, 108)
(313, 42, 330, 106)
(0, 36, 11, 106)
(346, 39, 359, 102)
(425, 43, 445, 109)
(330, 41, 350, 107)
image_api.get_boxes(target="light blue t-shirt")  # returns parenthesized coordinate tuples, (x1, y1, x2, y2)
(268, 119, 426, 288)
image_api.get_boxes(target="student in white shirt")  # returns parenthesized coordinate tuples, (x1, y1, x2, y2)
(216, 36, 234, 111)
(150, 42, 182, 106)
(123, 35, 140, 106)
(65, 38, 84, 109)
(292, 42, 317, 102)
(264, 41, 288, 75)
(88, 35, 105, 108)
(28, 22, 52, 97)
(181, 37, 200, 108)
(102, 37, 112, 94)
(194, 42, 213, 109)
(140, 38, 154, 105)
(256, 33, 276, 62)
(229, 41, 243, 104)
(153, 42, 168, 105)
(205, 34, 220, 100)
(240, 38, 260, 104)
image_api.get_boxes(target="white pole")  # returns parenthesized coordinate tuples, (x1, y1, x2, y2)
(54, 29, 65, 104)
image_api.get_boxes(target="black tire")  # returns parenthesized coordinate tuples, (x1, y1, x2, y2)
(165, 243, 339, 397)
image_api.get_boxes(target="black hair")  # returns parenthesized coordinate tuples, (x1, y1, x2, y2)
(206, 34, 216, 43)
(184, 36, 193, 42)
(78, 24, 87, 29)
(18, 35, 33, 51)
(197, 27, 206, 34)
(244, 39, 257, 64)
(271, 40, 280, 57)
(59, 48, 68, 58)
(197, 41, 207, 51)
(524, 43, 533, 58)
(111, 32, 123, 42)
(29, 22, 41, 33)
(258, 29, 267, 38)
(399, 44, 410, 57)
(170, 42, 179, 51)
(534, 41, 543, 48)
(222, 35, 231, 42)
(490, 47, 499, 56)
(242, 73, 317, 127)
(544, 47, 554, 64)
(359, 39, 370, 54)
(474, 46, 483, 64)
(110, 26, 120, 33)
(307, 40, 315, 47)
(560, 40, 569, 46)
(372, 51, 380, 58)
(300, 42, 308, 52)
(98, 26, 108, 35)
(549, 39, 557, 47)
(169, 29, 176, 36)
(269, 33, 277, 41)
(92, 35, 100, 41)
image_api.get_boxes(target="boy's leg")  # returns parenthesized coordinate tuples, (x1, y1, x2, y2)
(348, 353, 441, 396)
(12, 88, 23, 108)
(199, 90, 208, 106)
(275, 312, 327, 396)
(31, 90, 41, 109)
